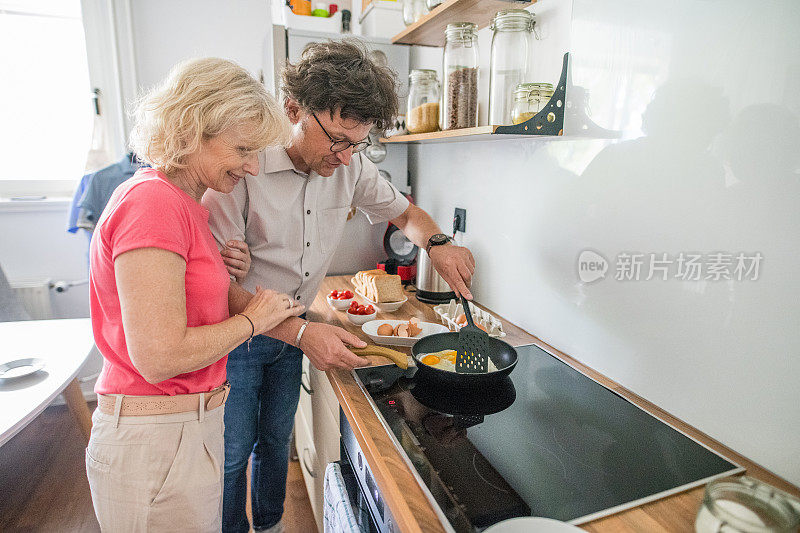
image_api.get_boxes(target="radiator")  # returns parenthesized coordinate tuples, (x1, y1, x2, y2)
(11, 279, 53, 320)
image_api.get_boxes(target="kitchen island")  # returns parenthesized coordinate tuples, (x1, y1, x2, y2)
(308, 276, 799, 532)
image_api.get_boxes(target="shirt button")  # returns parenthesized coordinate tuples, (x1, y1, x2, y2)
(305, 272, 309, 277)
(306, 242, 310, 247)
(306, 209, 311, 215)
(296, 295, 301, 300)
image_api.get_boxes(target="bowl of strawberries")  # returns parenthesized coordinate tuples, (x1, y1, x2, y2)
(327, 289, 354, 310)
(346, 301, 377, 325)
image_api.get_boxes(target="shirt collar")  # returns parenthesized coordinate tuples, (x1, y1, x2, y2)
(261, 146, 302, 175)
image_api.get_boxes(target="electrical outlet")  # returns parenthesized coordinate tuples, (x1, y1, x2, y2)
(453, 207, 467, 233)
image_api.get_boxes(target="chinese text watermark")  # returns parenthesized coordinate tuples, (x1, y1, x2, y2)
(578, 251, 762, 283)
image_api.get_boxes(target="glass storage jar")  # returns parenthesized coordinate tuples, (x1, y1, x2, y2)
(426, 0, 442, 10)
(402, 0, 428, 26)
(442, 22, 479, 130)
(695, 477, 800, 533)
(488, 9, 535, 125)
(407, 69, 440, 134)
(510, 82, 554, 125)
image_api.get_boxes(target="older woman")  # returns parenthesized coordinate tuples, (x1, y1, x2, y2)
(85, 57, 302, 532)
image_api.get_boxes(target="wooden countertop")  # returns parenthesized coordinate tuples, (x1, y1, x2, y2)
(309, 275, 799, 532)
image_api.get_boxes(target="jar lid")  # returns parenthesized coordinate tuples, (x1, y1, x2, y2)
(513, 82, 554, 99)
(445, 21, 478, 40)
(703, 477, 800, 532)
(491, 9, 534, 31)
(410, 69, 438, 82)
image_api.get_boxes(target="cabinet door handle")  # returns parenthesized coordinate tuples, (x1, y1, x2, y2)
(300, 370, 314, 394)
(301, 446, 316, 478)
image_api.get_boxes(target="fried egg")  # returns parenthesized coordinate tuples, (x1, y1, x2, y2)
(419, 350, 498, 373)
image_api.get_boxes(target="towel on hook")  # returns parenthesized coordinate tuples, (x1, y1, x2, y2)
(323, 462, 361, 533)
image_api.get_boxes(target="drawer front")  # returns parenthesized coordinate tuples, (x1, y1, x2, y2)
(310, 364, 340, 423)
(313, 394, 341, 466)
(298, 356, 313, 428)
(294, 407, 322, 531)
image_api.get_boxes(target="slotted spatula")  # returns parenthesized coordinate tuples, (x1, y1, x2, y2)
(455, 295, 490, 373)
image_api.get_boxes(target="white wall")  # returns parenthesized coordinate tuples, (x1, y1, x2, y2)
(0, 201, 90, 320)
(410, 0, 800, 485)
(126, 0, 274, 93)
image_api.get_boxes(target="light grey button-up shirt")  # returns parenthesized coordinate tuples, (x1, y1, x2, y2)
(202, 146, 409, 305)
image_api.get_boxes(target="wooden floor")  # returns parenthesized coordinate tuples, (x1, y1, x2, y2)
(0, 402, 316, 533)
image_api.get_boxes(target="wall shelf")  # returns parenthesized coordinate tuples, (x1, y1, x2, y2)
(382, 53, 569, 144)
(391, 0, 535, 47)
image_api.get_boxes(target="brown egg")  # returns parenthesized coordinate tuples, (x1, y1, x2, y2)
(377, 323, 394, 336)
(455, 313, 467, 326)
(396, 324, 409, 337)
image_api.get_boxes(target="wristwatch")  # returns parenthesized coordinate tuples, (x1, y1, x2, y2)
(425, 233, 452, 255)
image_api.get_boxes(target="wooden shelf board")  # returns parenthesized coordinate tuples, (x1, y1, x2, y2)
(382, 125, 493, 143)
(381, 125, 562, 144)
(392, 0, 535, 47)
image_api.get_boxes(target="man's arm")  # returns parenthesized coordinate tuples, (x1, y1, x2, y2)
(390, 204, 475, 299)
(228, 281, 367, 370)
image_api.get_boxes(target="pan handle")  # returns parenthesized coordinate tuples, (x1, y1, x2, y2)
(349, 346, 409, 369)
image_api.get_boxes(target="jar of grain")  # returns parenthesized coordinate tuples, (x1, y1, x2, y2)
(407, 69, 440, 134)
(442, 22, 479, 130)
(510, 82, 554, 125)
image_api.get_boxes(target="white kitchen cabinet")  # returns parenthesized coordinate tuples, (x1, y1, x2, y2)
(294, 355, 342, 532)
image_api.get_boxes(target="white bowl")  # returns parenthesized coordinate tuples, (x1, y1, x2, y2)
(353, 288, 408, 312)
(484, 517, 583, 533)
(327, 295, 354, 310)
(346, 309, 377, 325)
(361, 319, 449, 347)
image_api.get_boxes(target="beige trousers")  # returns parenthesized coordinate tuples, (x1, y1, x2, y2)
(85, 401, 224, 532)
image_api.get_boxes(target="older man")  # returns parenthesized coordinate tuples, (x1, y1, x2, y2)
(203, 40, 475, 533)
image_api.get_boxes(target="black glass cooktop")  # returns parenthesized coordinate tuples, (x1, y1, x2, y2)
(354, 343, 742, 531)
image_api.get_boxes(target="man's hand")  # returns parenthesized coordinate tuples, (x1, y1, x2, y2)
(299, 322, 369, 371)
(428, 244, 475, 299)
(221, 240, 251, 283)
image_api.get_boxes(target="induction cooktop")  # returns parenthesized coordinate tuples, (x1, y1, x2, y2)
(353, 343, 743, 532)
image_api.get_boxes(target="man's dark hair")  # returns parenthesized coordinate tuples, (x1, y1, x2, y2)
(281, 39, 398, 131)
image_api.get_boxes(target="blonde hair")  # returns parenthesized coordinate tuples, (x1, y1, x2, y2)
(129, 57, 290, 173)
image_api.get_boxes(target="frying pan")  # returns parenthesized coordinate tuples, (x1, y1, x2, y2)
(411, 331, 517, 388)
(410, 372, 517, 428)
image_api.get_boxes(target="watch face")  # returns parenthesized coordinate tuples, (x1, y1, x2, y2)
(431, 234, 448, 245)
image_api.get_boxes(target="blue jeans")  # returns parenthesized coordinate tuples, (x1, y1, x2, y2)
(222, 334, 303, 533)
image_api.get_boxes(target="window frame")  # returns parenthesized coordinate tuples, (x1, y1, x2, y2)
(0, 0, 132, 199)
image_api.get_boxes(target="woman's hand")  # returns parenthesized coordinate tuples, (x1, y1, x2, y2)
(221, 240, 251, 283)
(242, 287, 305, 335)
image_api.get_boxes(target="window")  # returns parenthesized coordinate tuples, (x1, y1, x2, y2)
(0, 0, 95, 196)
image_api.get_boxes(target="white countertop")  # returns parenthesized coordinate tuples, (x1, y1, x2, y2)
(0, 318, 94, 446)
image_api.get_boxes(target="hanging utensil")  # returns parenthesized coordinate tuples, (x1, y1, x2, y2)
(455, 295, 490, 373)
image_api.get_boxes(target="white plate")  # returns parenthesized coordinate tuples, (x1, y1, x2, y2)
(0, 358, 46, 379)
(484, 517, 584, 533)
(361, 319, 448, 347)
(353, 288, 408, 312)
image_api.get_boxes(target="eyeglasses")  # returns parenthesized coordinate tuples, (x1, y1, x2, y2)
(312, 113, 371, 154)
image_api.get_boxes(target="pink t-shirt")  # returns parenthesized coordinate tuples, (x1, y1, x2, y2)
(90, 168, 230, 396)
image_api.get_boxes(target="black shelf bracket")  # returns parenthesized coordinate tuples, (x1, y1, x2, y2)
(494, 52, 569, 136)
